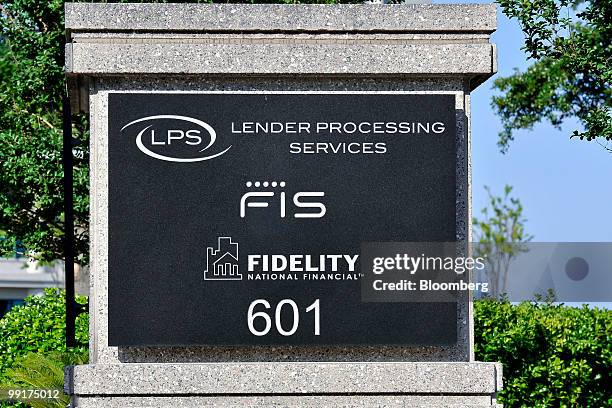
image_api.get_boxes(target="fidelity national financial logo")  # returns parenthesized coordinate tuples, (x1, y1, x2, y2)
(203, 236, 361, 283)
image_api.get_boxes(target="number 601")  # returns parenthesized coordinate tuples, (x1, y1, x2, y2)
(247, 299, 320, 336)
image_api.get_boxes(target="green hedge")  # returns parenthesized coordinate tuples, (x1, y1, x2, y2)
(0, 290, 610, 407)
(475, 299, 612, 407)
(0, 289, 87, 381)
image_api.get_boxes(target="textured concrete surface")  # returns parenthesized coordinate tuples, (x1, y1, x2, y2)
(72, 396, 501, 408)
(65, 3, 497, 33)
(67, 362, 502, 394)
(70, 32, 493, 43)
(65, 3, 497, 90)
(66, 42, 494, 75)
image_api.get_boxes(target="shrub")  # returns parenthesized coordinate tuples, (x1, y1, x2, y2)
(1, 350, 88, 408)
(0, 289, 88, 381)
(475, 299, 612, 407)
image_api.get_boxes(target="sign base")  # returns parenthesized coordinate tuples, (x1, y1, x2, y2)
(65, 362, 502, 407)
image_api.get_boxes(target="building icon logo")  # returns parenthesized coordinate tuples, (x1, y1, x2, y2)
(204, 237, 241, 280)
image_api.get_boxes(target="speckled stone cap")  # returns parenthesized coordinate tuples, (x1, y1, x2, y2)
(65, 3, 497, 81)
(65, 3, 496, 33)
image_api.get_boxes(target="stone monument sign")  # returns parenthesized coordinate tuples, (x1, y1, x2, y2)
(64, 3, 501, 407)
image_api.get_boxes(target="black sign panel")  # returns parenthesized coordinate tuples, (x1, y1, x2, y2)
(108, 93, 457, 346)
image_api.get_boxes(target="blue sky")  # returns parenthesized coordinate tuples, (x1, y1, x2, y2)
(441, 1, 612, 242)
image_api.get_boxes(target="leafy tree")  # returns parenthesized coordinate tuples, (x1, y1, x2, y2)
(0, 1, 89, 264)
(493, 0, 611, 152)
(473, 185, 533, 296)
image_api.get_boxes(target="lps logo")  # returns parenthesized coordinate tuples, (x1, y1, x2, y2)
(204, 237, 241, 281)
(240, 181, 326, 219)
(121, 115, 232, 162)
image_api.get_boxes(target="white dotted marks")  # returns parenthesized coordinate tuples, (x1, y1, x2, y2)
(246, 181, 286, 188)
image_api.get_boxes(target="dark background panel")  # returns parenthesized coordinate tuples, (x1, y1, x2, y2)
(108, 93, 458, 346)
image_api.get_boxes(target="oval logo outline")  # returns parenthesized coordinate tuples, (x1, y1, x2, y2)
(121, 115, 231, 162)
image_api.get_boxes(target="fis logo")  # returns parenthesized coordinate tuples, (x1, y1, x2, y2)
(121, 115, 231, 162)
(240, 181, 326, 219)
